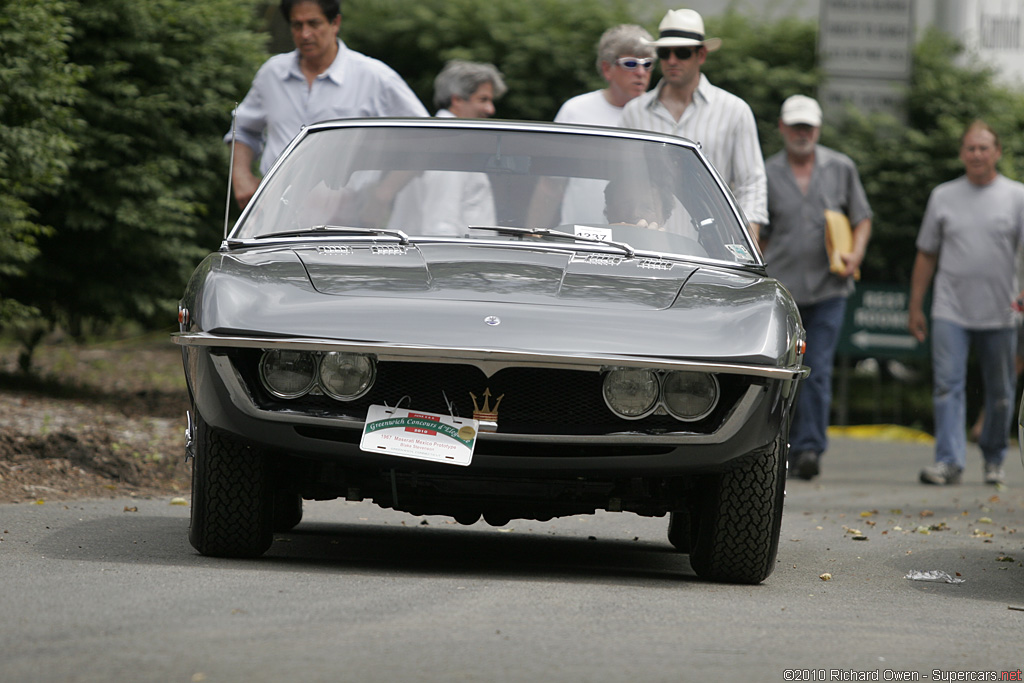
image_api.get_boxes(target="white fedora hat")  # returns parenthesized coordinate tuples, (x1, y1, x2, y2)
(649, 9, 722, 51)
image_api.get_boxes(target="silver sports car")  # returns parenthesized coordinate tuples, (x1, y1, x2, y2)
(175, 118, 807, 584)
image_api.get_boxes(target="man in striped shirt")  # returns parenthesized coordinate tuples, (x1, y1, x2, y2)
(619, 9, 767, 237)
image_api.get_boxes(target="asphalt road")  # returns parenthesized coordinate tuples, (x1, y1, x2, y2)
(2, 436, 1022, 683)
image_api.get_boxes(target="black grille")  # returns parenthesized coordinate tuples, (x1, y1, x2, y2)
(226, 349, 752, 435)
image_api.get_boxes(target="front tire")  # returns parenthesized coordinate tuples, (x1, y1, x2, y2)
(666, 509, 694, 553)
(272, 490, 303, 532)
(686, 435, 787, 584)
(188, 412, 273, 558)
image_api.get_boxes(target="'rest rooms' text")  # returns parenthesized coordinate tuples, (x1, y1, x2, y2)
(784, 670, 1023, 681)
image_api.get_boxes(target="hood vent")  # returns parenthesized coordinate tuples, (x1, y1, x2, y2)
(580, 254, 624, 267)
(370, 245, 408, 256)
(637, 258, 674, 271)
(315, 245, 352, 256)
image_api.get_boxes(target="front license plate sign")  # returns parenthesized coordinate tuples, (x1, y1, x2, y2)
(360, 405, 478, 466)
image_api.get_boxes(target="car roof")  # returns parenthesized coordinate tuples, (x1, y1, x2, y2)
(300, 116, 704, 153)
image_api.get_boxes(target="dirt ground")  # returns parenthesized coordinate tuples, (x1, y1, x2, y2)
(0, 333, 192, 504)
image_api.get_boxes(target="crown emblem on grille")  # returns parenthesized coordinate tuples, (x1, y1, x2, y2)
(470, 388, 504, 421)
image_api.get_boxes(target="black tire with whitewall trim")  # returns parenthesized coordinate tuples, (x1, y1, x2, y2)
(188, 412, 273, 558)
(686, 434, 787, 584)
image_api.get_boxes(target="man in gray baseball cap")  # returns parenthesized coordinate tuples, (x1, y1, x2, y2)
(760, 94, 873, 480)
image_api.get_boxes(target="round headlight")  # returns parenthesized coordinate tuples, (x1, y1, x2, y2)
(259, 349, 316, 399)
(662, 371, 719, 421)
(603, 369, 660, 419)
(320, 352, 376, 401)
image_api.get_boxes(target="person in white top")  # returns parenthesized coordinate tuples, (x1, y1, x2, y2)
(619, 9, 768, 236)
(386, 61, 507, 235)
(227, 0, 427, 209)
(555, 24, 656, 127)
(548, 25, 656, 226)
(432, 59, 507, 120)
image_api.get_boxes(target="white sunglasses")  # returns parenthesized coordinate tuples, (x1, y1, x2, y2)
(615, 57, 654, 71)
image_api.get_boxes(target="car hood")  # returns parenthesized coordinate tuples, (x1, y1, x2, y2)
(186, 243, 796, 366)
(293, 243, 695, 310)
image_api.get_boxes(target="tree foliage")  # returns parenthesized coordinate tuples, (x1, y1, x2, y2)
(341, 0, 635, 121)
(701, 11, 821, 154)
(0, 0, 84, 327)
(7, 0, 267, 336)
(831, 27, 1024, 284)
(5, 0, 1024, 348)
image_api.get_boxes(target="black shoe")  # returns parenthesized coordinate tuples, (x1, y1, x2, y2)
(790, 451, 819, 480)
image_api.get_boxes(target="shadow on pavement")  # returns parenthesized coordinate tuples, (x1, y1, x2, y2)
(33, 512, 720, 587)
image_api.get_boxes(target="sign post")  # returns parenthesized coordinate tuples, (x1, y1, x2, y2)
(834, 283, 929, 425)
(818, 0, 915, 120)
(838, 284, 927, 360)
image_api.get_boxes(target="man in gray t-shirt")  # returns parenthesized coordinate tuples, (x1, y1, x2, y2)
(909, 120, 1024, 486)
(761, 95, 872, 480)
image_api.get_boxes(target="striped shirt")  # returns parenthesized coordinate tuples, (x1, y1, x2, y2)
(619, 75, 768, 225)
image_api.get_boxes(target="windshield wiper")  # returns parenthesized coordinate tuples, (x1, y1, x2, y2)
(468, 225, 634, 258)
(247, 225, 410, 244)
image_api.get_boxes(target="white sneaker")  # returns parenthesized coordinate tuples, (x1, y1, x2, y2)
(984, 463, 1006, 485)
(919, 462, 962, 485)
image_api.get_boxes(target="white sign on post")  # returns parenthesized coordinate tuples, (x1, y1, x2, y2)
(819, 0, 915, 120)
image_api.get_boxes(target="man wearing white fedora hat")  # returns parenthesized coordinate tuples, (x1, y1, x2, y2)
(620, 8, 767, 236)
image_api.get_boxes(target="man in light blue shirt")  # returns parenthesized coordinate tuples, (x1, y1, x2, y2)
(227, 0, 427, 208)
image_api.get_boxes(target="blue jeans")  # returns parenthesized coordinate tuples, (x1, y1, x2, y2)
(931, 319, 1016, 469)
(790, 297, 847, 456)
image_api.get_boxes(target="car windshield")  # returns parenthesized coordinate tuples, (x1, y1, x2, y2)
(233, 122, 757, 265)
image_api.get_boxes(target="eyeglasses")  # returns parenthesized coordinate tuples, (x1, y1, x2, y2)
(656, 46, 697, 61)
(615, 57, 654, 71)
